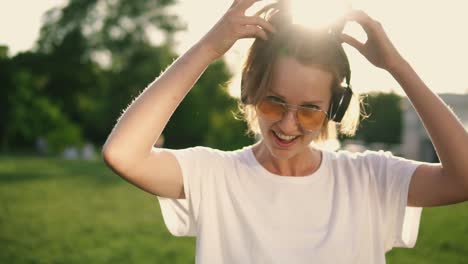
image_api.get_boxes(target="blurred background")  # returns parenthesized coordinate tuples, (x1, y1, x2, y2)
(1, 0, 467, 263)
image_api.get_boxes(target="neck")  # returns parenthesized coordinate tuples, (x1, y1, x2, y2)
(252, 142, 322, 177)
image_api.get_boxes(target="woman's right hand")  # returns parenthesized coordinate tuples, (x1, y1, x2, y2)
(198, 0, 277, 61)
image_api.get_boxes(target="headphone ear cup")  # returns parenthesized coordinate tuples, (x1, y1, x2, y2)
(329, 87, 341, 120)
(329, 86, 353, 123)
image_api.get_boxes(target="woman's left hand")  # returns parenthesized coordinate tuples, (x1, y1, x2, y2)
(339, 10, 406, 73)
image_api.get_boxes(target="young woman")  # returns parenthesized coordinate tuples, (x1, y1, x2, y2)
(102, 1, 468, 263)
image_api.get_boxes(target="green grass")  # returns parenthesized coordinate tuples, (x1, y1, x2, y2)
(1, 156, 467, 263)
(0, 156, 195, 264)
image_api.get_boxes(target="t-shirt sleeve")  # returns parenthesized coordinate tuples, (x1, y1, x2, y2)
(364, 150, 426, 252)
(156, 146, 218, 237)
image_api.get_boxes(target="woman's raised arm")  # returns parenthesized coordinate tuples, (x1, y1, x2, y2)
(102, 0, 276, 198)
(341, 9, 468, 207)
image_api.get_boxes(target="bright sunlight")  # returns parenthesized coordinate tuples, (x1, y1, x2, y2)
(288, 0, 351, 29)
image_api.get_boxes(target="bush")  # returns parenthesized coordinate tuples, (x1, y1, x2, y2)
(4, 70, 84, 153)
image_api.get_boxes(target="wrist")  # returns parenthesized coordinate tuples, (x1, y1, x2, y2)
(192, 40, 222, 63)
(387, 57, 410, 77)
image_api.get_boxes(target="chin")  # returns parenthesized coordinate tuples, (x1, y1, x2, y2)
(266, 138, 306, 160)
(256, 127, 317, 158)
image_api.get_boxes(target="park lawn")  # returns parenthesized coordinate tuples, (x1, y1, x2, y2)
(0, 156, 195, 264)
(1, 156, 467, 263)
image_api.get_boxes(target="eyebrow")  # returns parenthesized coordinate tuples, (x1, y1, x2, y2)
(268, 91, 324, 105)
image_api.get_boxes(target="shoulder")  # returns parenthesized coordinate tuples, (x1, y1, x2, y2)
(326, 149, 393, 164)
(324, 149, 408, 176)
(165, 146, 254, 180)
(164, 145, 250, 162)
(164, 146, 223, 159)
(325, 148, 421, 179)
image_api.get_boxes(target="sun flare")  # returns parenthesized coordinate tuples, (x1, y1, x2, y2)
(247, 0, 352, 30)
(289, 0, 351, 29)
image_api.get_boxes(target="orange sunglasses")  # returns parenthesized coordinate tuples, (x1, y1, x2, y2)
(256, 96, 328, 132)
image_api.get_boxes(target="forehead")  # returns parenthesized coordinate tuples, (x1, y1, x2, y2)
(268, 55, 333, 104)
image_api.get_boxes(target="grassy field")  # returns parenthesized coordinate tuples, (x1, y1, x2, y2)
(1, 156, 467, 263)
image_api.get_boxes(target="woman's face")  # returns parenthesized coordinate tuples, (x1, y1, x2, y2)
(256, 55, 333, 160)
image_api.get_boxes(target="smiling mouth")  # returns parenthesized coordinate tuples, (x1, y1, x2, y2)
(271, 130, 300, 147)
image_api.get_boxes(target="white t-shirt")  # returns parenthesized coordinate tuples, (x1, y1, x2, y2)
(156, 144, 425, 264)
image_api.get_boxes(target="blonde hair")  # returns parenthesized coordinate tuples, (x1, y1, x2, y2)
(236, 3, 363, 141)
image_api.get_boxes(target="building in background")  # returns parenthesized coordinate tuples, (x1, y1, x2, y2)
(401, 94, 468, 162)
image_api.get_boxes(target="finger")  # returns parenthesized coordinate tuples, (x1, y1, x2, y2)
(239, 16, 277, 33)
(239, 25, 269, 41)
(340, 33, 364, 52)
(230, 0, 240, 8)
(331, 16, 346, 35)
(345, 9, 372, 25)
(344, 9, 379, 34)
(254, 2, 279, 16)
(237, 0, 264, 12)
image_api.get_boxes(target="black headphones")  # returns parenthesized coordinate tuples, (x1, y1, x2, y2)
(327, 37, 353, 123)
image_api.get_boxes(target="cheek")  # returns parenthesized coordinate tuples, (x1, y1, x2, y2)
(257, 118, 273, 135)
(304, 122, 328, 141)
(304, 131, 321, 141)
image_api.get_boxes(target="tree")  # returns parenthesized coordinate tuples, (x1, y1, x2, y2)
(0, 63, 84, 153)
(163, 60, 255, 150)
(353, 92, 403, 145)
(37, 0, 185, 62)
(1, 1, 254, 153)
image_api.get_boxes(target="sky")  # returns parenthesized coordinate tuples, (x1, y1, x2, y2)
(1, 0, 468, 97)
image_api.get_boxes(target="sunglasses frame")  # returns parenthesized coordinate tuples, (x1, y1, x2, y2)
(256, 96, 330, 132)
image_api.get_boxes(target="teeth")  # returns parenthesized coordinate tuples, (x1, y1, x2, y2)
(274, 131, 298, 141)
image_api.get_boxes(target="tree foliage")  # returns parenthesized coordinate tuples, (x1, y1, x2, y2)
(0, 56, 84, 153)
(353, 92, 403, 145)
(37, 0, 184, 55)
(1, 0, 255, 154)
(164, 60, 255, 150)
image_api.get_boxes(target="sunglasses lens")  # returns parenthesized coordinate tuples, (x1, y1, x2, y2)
(257, 100, 284, 121)
(298, 108, 327, 131)
(257, 98, 327, 131)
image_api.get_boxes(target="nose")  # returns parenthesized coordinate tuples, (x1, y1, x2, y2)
(276, 109, 300, 134)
